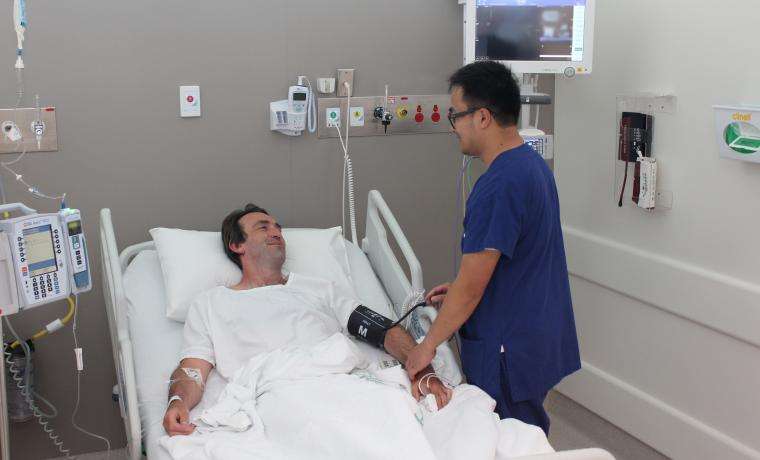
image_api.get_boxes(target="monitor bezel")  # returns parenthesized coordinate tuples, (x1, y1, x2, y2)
(464, 0, 596, 75)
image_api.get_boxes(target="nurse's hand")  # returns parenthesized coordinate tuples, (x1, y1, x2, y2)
(425, 283, 451, 308)
(405, 342, 436, 380)
(164, 401, 195, 436)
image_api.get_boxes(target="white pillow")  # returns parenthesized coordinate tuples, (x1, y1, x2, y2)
(149, 226, 353, 322)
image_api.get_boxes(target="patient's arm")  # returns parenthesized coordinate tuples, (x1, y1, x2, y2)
(163, 358, 214, 436)
(384, 327, 452, 408)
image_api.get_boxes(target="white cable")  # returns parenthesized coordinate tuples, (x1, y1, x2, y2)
(32, 390, 59, 419)
(302, 77, 317, 134)
(1, 131, 66, 204)
(534, 105, 541, 129)
(453, 156, 472, 275)
(71, 294, 112, 459)
(335, 126, 358, 245)
(0, 146, 66, 204)
(416, 372, 456, 397)
(3, 317, 72, 458)
(333, 82, 357, 244)
(2, 1, 64, 205)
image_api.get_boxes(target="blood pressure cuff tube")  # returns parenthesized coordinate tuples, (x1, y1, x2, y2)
(347, 305, 395, 350)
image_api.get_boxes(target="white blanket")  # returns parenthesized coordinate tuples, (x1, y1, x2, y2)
(159, 334, 552, 460)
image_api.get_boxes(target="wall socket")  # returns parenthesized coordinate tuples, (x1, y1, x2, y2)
(337, 69, 354, 97)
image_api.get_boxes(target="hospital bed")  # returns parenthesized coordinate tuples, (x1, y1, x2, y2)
(100, 190, 613, 460)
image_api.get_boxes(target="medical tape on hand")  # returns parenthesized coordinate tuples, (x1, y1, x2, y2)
(417, 372, 437, 396)
(417, 372, 454, 396)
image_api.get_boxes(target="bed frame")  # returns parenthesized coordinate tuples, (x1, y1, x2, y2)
(100, 190, 462, 460)
(101, 189, 614, 460)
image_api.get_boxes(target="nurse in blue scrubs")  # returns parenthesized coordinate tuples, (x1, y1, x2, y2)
(405, 61, 581, 434)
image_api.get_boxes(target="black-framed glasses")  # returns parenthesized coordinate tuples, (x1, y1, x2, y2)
(447, 106, 487, 129)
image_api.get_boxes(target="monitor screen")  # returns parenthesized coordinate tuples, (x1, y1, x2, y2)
(23, 225, 58, 277)
(475, 0, 587, 63)
(293, 92, 307, 101)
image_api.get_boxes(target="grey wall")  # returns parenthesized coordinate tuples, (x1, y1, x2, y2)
(0, 1, 468, 457)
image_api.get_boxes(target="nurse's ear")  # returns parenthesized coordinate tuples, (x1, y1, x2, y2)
(476, 107, 494, 130)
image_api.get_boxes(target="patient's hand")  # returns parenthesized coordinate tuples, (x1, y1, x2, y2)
(412, 373, 453, 409)
(164, 400, 196, 436)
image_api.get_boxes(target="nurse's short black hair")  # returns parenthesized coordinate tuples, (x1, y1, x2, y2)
(221, 203, 269, 269)
(448, 61, 521, 127)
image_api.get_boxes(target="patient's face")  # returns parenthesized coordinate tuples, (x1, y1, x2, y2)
(237, 212, 286, 267)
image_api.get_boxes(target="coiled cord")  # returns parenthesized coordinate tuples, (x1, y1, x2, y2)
(343, 155, 358, 244)
(334, 81, 358, 243)
(3, 317, 72, 458)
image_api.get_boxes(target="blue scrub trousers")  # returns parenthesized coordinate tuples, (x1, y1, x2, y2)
(494, 353, 550, 435)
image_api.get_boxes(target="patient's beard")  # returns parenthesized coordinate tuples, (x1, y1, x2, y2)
(252, 244, 286, 274)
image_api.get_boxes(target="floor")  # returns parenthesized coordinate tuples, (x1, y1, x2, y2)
(49, 392, 670, 460)
(546, 391, 670, 460)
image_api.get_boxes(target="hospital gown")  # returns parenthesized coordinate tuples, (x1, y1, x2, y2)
(180, 273, 358, 379)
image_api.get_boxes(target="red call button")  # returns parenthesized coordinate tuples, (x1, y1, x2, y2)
(186, 95, 194, 103)
(431, 112, 441, 123)
(415, 113, 424, 123)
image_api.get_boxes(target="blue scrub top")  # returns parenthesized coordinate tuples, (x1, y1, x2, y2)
(460, 144, 581, 402)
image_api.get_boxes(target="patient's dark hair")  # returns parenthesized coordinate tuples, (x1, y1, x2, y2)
(221, 203, 269, 269)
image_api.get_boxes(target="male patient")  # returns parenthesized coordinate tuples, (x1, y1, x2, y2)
(163, 203, 452, 436)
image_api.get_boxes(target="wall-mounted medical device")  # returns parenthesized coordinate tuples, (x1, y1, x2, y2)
(612, 94, 677, 211)
(318, 94, 452, 139)
(270, 78, 316, 136)
(522, 128, 554, 161)
(617, 112, 655, 209)
(0, 203, 91, 316)
(714, 105, 760, 164)
(0, 106, 58, 154)
(464, 0, 596, 76)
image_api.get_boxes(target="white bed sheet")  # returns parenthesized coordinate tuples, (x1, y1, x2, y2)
(122, 244, 553, 460)
(122, 242, 397, 460)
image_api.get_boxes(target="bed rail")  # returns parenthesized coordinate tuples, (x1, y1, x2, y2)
(361, 190, 463, 385)
(100, 209, 143, 460)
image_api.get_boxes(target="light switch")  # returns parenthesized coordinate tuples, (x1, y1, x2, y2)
(180, 85, 201, 117)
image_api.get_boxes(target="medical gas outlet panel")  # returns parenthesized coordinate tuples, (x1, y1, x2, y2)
(317, 95, 452, 139)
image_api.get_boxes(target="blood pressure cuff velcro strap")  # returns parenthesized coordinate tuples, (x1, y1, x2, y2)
(347, 305, 395, 350)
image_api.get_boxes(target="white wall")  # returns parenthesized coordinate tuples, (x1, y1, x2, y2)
(553, 1, 760, 459)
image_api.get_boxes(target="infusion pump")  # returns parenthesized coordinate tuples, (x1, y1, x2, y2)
(0, 203, 91, 316)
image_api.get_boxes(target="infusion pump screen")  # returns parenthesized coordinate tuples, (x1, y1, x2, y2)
(23, 225, 58, 277)
(475, 0, 587, 62)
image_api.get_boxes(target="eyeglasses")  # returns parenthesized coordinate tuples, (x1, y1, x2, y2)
(447, 106, 490, 129)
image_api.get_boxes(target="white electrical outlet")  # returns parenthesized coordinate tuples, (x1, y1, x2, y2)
(326, 107, 341, 128)
(350, 107, 364, 127)
(337, 69, 354, 97)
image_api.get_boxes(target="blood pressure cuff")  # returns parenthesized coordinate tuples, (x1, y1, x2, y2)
(347, 305, 395, 350)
